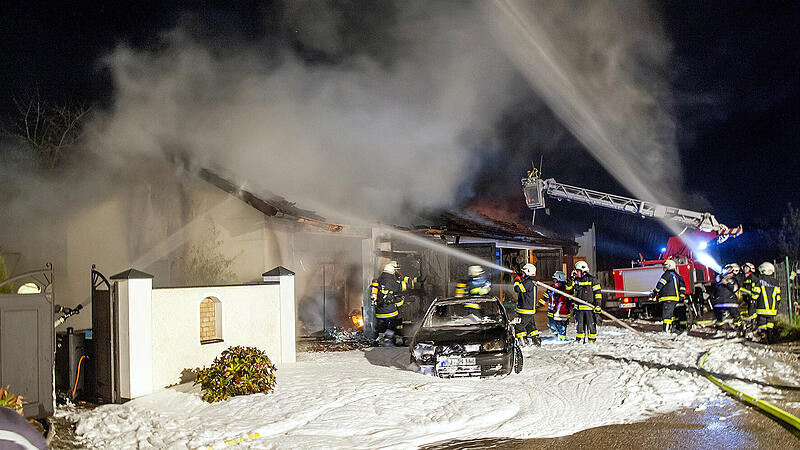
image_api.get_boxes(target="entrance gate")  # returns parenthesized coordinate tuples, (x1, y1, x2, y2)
(91, 265, 119, 403)
(0, 264, 55, 418)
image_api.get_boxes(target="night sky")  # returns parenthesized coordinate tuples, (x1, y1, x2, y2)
(2, 0, 798, 269)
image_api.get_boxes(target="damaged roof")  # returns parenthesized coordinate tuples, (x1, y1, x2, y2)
(198, 168, 343, 232)
(415, 211, 578, 251)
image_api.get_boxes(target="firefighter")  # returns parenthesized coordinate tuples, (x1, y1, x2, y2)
(740, 262, 759, 321)
(651, 259, 686, 333)
(712, 263, 743, 337)
(546, 271, 571, 340)
(750, 262, 781, 343)
(455, 265, 491, 297)
(370, 261, 415, 346)
(514, 263, 543, 346)
(567, 261, 602, 343)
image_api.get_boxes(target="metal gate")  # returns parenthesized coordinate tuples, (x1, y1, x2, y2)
(774, 257, 798, 324)
(91, 266, 119, 403)
(0, 264, 55, 418)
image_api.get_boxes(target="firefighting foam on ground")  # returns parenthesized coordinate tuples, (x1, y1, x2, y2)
(57, 331, 800, 449)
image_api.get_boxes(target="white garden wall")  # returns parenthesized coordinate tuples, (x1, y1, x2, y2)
(112, 271, 296, 399)
(149, 282, 290, 390)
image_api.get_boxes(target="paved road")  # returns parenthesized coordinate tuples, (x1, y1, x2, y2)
(423, 399, 798, 449)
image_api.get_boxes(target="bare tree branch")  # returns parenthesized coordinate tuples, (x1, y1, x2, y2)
(3, 92, 92, 168)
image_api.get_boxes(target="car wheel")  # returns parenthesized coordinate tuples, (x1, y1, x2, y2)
(513, 345, 523, 374)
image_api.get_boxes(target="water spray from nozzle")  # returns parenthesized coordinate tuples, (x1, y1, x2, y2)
(377, 225, 513, 274)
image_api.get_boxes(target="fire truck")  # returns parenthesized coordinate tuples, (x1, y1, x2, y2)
(610, 236, 718, 318)
(521, 168, 742, 320)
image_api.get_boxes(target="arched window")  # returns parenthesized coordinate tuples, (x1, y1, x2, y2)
(17, 282, 42, 294)
(199, 296, 223, 344)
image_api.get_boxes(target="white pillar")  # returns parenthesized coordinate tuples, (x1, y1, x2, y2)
(263, 266, 296, 363)
(111, 269, 154, 399)
(278, 274, 296, 363)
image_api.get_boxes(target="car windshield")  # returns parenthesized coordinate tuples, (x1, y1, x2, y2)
(423, 299, 505, 327)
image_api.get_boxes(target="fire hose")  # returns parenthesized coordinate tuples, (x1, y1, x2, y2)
(534, 281, 677, 349)
(600, 289, 652, 296)
(537, 280, 800, 434)
(699, 350, 800, 437)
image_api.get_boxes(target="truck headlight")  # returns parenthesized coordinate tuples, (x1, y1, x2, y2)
(481, 340, 505, 352)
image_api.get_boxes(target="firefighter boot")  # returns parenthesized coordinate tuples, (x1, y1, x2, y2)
(532, 335, 542, 347)
(382, 330, 396, 347)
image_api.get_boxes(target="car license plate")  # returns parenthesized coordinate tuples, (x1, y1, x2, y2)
(439, 357, 476, 366)
(620, 303, 636, 309)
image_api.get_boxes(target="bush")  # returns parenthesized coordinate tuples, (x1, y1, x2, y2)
(0, 386, 24, 415)
(194, 346, 277, 403)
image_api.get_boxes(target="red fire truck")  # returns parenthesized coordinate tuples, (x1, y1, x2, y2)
(611, 235, 718, 318)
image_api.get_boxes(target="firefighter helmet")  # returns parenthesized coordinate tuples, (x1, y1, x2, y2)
(575, 260, 590, 273)
(744, 262, 756, 273)
(663, 260, 677, 271)
(522, 264, 536, 277)
(383, 261, 399, 274)
(758, 262, 775, 276)
(553, 271, 567, 282)
(727, 263, 741, 275)
(468, 265, 485, 277)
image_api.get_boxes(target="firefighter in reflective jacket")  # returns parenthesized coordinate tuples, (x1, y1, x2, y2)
(567, 261, 601, 343)
(455, 265, 492, 297)
(712, 264, 742, 336)
(546, 271, 571, 340)
(514, 264, 544, 347)
(651, 259, 686, 333)
(740, 262, 759, 320)
(750, 262, 781, 343)
(370, 261, 413, 346)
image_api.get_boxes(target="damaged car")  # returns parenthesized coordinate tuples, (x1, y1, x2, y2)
(410, 296, 523, 378)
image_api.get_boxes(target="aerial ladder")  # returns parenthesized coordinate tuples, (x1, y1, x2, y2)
(521, 168, 742, 244)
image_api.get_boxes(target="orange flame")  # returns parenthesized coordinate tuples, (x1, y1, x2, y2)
(351, 314, 364, 329)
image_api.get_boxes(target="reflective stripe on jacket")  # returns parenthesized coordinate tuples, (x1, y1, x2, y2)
(653, 270, 686, 302)
(456, 276, 491, 297)
(375, 271, 408, 319)
(568, 274, 601, 310)
(514, 275, 538, 314)
(751, 274, 781, 316)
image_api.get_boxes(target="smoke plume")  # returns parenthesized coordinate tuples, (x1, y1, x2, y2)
(86, 1, 518, 223)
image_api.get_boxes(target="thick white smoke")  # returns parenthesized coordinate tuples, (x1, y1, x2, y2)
(86, 2, 518, 222)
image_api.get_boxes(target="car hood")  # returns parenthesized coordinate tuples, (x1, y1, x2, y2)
(413, 324, 508, 346)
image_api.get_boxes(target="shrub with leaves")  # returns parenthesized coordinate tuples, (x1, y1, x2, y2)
(0, 386, 24, 415)
(194, 346, 277, 403)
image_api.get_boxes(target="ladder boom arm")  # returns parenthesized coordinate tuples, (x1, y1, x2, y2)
(522, 171, 741, 242)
